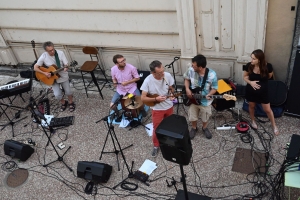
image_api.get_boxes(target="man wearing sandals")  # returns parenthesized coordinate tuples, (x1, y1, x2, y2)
(34, 41, 75, 112)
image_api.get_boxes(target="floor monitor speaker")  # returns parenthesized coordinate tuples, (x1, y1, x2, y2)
(77, 161, 112, 183)
(4, 140, 34, 161)
(287, 134, 300, 161)
(156, 114, 193, 165)
(286, 50, 300, 117)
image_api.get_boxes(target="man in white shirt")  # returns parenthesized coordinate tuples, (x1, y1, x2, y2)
(140, 60, 175, 157)
(34, 41, 75, 112)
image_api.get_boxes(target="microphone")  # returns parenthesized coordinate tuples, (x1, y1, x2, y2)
(128, 93, 135, 107)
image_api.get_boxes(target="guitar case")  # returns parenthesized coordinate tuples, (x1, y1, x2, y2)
(213, 78, 236, 111)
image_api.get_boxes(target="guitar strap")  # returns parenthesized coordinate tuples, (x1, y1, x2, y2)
(199, 68, 209, 90)
(54, 50, 61, 68)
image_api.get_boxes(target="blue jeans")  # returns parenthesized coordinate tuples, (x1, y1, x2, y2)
(111, 88, 141, 104)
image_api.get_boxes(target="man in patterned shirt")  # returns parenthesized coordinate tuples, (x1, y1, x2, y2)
(183, 54, 218, 139)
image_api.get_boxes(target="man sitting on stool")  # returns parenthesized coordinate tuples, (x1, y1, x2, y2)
(34, 41, 75, 112)
(110, 54, 146, 117)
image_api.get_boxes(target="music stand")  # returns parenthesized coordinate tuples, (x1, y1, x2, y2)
(28, 101, 72, 171)
(165, 57, 187, 115)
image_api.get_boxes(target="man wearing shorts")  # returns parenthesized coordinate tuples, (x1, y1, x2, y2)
(183, 54, 218, 139)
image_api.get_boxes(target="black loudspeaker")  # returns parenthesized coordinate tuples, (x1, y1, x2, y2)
(287, 134, 300, 161)
(4, 140, 34, 161)
(268, 80, 288, 106)
(156, 114, 193, 165)
(286, 50, 300, 117)
(137, 71, 150, 92)
(77, 161, 112, 183)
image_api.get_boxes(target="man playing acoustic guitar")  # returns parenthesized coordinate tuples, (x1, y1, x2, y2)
(141, 60, 175, 157)
(183, 54, 218, 139)
(34, 41, 75, 112)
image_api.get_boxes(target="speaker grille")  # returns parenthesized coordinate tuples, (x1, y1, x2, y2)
(77, 161, 112, 183)
(156, 114, 193, 165)
(4, 140, 34, 161)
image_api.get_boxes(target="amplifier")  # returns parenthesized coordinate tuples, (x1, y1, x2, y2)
(50, 116, 75, 127)
(287, 134, 300, 161)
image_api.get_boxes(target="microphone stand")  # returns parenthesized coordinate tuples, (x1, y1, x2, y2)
(165, 56, 180, 91)
(27, 100, 73, 172)
(127, 96, 150, 131)
(97, 106, 133, 171)
(165, 57, 186, 115)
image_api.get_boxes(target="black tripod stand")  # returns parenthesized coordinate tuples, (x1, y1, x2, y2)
(165, 57, 187, 115)
(28, 100, 73, 172)
(97, 113, 133, 171)
(0, 86, 31, 137)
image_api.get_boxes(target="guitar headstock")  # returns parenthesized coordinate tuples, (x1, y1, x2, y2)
(70, 60, 78, 67)
(173, 92, 182, 98)
(31, 40, 35, 48)
(223, 94, 237, 101)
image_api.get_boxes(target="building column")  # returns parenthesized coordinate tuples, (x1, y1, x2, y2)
(175, 0, 198, 72)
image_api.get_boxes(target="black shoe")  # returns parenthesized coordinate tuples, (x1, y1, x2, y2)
(151, 147, 159, 157)
(203, 128, 212, 139)
(189, 128, 198, 140)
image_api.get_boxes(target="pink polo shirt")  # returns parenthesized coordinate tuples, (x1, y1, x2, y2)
(111, 63, 140, 95)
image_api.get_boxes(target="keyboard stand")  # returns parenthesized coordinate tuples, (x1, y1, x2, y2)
(0, 102, 27, 137)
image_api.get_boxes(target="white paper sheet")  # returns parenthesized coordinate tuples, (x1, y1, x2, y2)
(138, 159, 157, 175)
(119, 116, 130, 128)
(145, 123, 153, 136)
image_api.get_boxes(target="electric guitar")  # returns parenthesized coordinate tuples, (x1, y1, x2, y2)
(181, 87, 236, 106)
(144, 93, 181, 107)
(31, 40, 78, 85)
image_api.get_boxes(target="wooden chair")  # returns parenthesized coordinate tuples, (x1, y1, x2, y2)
(79, 47, 108, 99)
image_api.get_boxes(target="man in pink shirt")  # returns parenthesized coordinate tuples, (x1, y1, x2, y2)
(110, 54, 140, 107)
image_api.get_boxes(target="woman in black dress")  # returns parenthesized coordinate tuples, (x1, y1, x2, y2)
(243, 49, 279, 135)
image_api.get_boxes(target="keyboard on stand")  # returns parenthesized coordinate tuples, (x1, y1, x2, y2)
(50, 116, 75, 127)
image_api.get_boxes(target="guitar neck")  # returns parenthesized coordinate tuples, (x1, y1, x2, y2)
(33, 49, 38, 60)
(53, 67, 65, 75)
(182, 94, 223, 99)
(52, 61, 76, 75)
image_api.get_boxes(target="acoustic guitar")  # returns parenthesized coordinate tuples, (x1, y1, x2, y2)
(35, 60, 77, 86)
(144, 93, 181, 107)
(181, 87, 236, 106)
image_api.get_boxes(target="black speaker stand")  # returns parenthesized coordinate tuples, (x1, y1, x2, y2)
(174, 164, 210, 200)
(97, 115, 133, 171)
(28, 103, 72, 172)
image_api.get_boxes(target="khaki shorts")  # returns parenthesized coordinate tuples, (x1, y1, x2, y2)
(188, 104, 212, 122)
